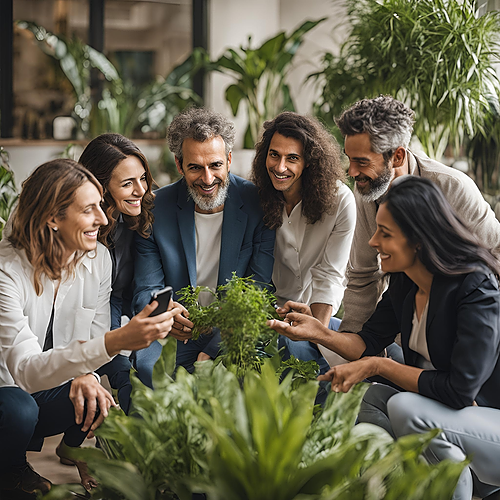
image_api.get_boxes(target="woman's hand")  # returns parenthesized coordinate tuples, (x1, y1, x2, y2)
(267, 311, 323, 342)
(318, 357, 379, 393)
(69, 373, 117, 432)
(169, 301, 194, 341)
(105, 302, 182, 355)
(275, 300, 313, 318)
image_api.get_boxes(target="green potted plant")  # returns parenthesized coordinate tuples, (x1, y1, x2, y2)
(0, 147, 19, 239)
(17, 21, 203, 139)
(211, 19, 325, 149)
(309, 0, 500, 160)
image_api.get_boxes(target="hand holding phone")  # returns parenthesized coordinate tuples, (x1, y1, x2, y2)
(149, 286, 173, 317)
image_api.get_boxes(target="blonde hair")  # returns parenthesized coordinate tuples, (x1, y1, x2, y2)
(9, 159, 103, 295)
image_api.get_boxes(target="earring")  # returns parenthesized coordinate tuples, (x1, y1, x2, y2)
(52, 227, 58, 232)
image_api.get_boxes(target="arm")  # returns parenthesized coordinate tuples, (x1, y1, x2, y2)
(244, 219, 276, 287)
(319, 357, 422, 393)
(339, 191, 387, 333)
(419, 273, 500, 408)
(309, 185, 356, 320)
(132, 230, 165, 314)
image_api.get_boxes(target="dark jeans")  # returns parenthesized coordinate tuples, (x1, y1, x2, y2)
(97, 354, 132, 414)
(0, 382, 91, 470)
(133, 331, 221, 388)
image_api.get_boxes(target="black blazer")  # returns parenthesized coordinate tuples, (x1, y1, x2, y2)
(357, 267, 500, 410)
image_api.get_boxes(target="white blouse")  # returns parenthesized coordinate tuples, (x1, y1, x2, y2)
(0, 239, 113, 393)
(272, 182, 356, 313)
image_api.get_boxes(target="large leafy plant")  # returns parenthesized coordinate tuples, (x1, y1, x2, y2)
(17, 21, 203, 138)
(212, 19, 325, 148)
(0, 148, 19, 239)
(309, 0, 500, 160)
(44, 341, 465, 500)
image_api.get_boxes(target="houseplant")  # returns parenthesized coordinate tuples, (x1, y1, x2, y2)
(43, 276, 465, 500)
(17, 21, 203, 139)
(309, 0, 500, 160)
(0, 147, 19, 239)
(211, 19, 325, 149)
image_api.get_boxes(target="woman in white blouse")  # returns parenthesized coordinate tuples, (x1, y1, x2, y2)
(0, 159, 179, 498)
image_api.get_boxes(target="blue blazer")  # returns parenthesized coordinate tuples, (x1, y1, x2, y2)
(358, 267, 500, 410)
(132, 173, 275, 314)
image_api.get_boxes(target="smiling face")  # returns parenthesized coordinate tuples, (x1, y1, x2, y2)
(344, 133, 394, 202)
(266, 132, 306, 200)
(369, 202, 417, 274)
(51, 181, 108, 262)
(176, 136, 231, 214)
(107, 155, 147, 217)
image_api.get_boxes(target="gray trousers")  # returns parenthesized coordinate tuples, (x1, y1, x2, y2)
(358, 384, 500, 500)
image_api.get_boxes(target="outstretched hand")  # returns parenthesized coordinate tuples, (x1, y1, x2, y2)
(318, 357, 378, 393)
(275, 300, 313, 319)
(169, 301, 194, 341)
(267, 311, 323, 342)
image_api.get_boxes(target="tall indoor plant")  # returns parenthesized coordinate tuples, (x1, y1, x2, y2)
(17, 21, 203, 139)
(213, 19, 324, 148)
(309, 0, 500, 160)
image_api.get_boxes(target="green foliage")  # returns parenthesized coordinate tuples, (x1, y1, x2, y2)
(309, 0, 500, 160)
(44, 348, 465, 500)
(17, 21, 202, 138)
(277, 355, 320, 389)
(177, 274, 279, 376)
(0, 148, 19, 239)
(211, 19, 325, 148)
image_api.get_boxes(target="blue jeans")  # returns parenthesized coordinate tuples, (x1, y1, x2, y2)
(0, 382, 92, 470)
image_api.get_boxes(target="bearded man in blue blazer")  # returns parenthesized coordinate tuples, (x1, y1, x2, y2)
(132, 108, 275, 385)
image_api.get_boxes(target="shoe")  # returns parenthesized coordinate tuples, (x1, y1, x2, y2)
(55, 439, 98, 491)
(0, 462, 51, 497)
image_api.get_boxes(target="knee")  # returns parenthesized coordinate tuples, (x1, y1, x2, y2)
(387, 392, 431, 437)
(0, 388, 39, 434)
(361, 384, 400, 413)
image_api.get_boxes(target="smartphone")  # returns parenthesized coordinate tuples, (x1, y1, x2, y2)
(149, 286, 173, 317)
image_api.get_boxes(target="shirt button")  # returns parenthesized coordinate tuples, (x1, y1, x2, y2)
(288, 221, 291, 224)
(296, 275, 300, 279)
(298, 286, 302, 290)
(294, 247, 298, 252)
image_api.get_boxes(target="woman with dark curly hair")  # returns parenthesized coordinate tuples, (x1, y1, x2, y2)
(251, 112, 356, 372)
(79, 133, 157, 414)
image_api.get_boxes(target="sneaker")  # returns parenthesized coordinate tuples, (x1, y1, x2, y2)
(0, 462, 51, 496)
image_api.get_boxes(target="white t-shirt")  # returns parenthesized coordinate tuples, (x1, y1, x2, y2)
(272, 182, 356, 313)
(195, 211, 224, 306)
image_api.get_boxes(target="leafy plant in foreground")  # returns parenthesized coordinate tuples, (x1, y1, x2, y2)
(44, 344, 465, 500)
(0, 148, 19, 239)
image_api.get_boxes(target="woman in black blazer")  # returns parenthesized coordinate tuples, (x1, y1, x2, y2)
(270, 176, 500, 500)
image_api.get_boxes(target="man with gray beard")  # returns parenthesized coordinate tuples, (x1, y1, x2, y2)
(336, 96, 500, 336)
(132, 108, 275, 382)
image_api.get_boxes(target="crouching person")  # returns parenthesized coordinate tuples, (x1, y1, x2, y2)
(0, 160, 180, 498)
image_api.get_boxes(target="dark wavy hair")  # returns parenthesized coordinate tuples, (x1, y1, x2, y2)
(79, 133, 155, 245)
(382, 176, 500, 276)
(9, 159, 102, 295)
(251, 112, 345, 230)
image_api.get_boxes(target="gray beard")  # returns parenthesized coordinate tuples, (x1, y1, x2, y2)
(187, 177, 230, 211)
(357, 166, 394, 203)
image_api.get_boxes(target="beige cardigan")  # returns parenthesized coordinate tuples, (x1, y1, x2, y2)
(339, 150, 500, 334)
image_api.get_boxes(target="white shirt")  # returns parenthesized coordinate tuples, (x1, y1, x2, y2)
(273, 182, 356, 313)
(195, 211, 224, 306)
(0, 239, 113, 393)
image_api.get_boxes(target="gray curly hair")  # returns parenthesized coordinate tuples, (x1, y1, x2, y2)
(336, 96, 415, 162)
(167, 107, 236, 166)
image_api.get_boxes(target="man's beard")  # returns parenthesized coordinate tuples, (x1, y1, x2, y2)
(187, 176, 230, 211)
(356, 164, 394, 203)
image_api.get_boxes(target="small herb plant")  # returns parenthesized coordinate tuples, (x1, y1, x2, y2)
(177, 274, 280, 376)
